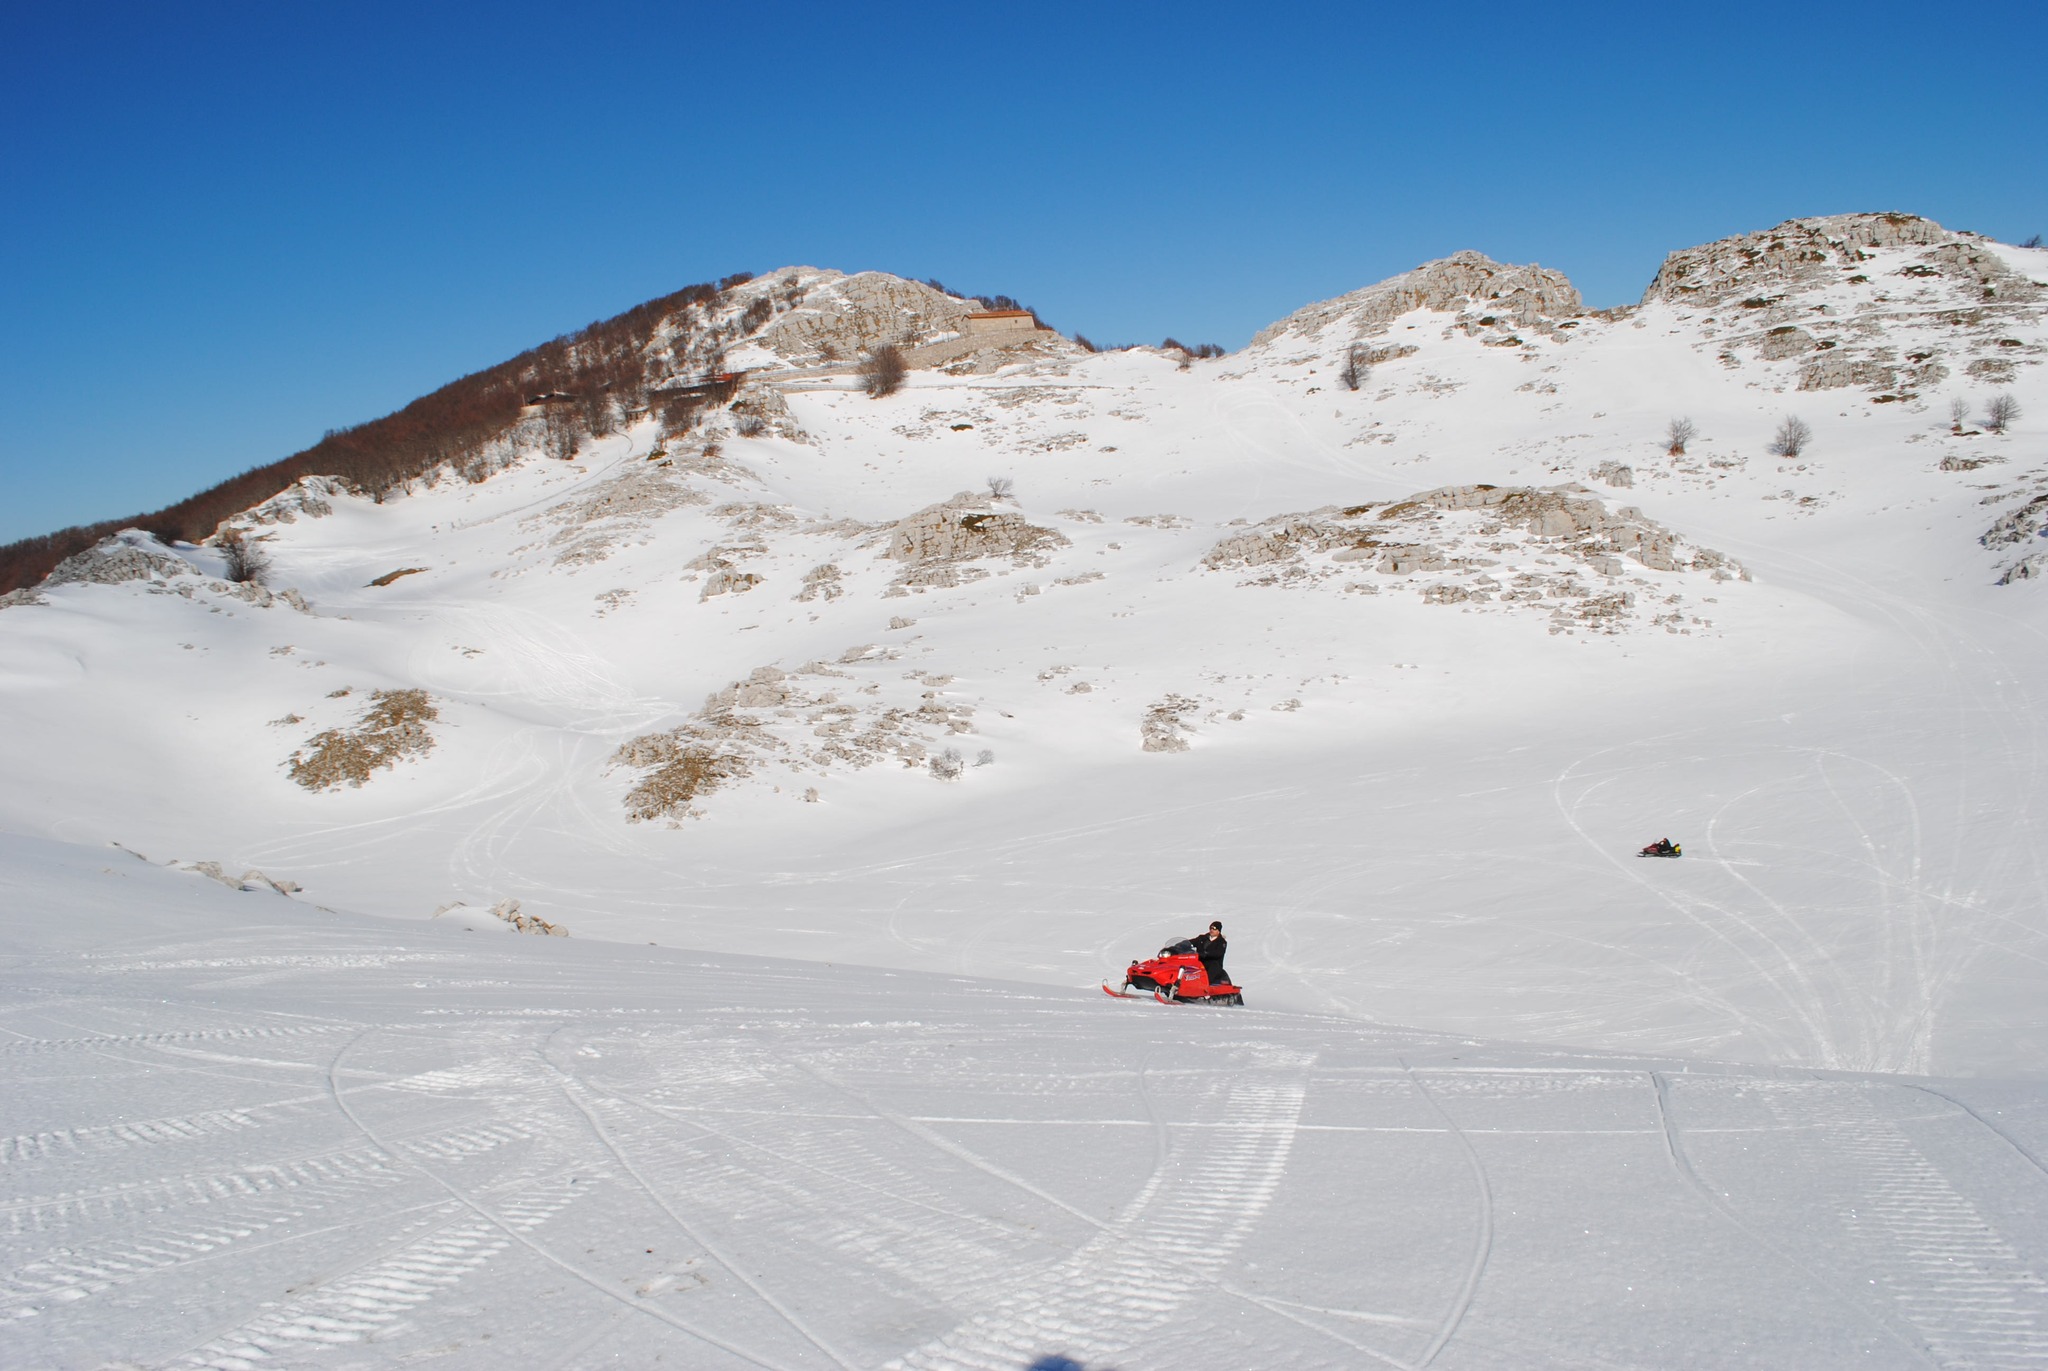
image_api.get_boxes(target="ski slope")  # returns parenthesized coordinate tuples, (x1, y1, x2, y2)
(8, 832, 2048, 1369)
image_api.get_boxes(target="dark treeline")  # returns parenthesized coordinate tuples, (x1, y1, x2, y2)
(0, 273, 756, 595)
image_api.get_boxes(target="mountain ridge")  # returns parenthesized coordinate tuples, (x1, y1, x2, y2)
(11, 210, 2029, 596)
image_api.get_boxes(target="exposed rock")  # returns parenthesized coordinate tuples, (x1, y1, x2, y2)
(1204, 484, 1743, 634)
(874, 492, 1069, 595)
(701, 568, 763, 600)
(1252, 252, 1583, 347)
(533, 459, 717, 568)
(180, 861, 301, 894)
(727, 384, 807, 442)
(1593, 462, 1634, 488)
(46, 530, 195, 588)
(237, 476, 344, 526)
(494, 898, 567, 936)
(1141, 696, 1202, 753)
(1798, 353, 1897, 391)
(795, 564, 844, 602)
(1756, 326, 1819, 361)
(615, 652, 979, 822)
(1643, 213, 2040, 311)
(1983, 492, 2048, 584)
(754, 271, 975, 364)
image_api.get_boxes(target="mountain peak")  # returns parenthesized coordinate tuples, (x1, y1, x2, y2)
(1250, 250, 1583, 349)
(1638, 211, 2038, 308)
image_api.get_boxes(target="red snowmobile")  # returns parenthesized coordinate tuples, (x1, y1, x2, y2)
(1105, 941, 1245, 1006)
(1639, 838, 1682, 858)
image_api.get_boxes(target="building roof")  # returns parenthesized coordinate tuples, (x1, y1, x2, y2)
(965, 309, 1035, 319)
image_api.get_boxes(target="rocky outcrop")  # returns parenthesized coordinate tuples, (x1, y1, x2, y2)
(1643, 213, 2039, 309)
(875, 492, 1069, 593)
(1204, 485, 1743, 636)
(1251, 252, 1583, 347)
(753, 271, 975, 364)
(613, 655, 979, 822)
(46, 530, 195, 588)
(1141, 696, 1201, 753)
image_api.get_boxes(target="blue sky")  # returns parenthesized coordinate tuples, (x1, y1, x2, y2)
(3, 0, 2043, 543)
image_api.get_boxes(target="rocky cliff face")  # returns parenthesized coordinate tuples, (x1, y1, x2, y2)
(1250, 251, 1584, 348)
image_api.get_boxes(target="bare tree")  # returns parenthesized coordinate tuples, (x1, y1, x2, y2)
(543, 404, 581, 460)
(1665, 417, 1698, 455)
(1339, 346, 1369, 392)
(858, 343, 907, 398)
(1950, 396, 1971, 433)
(218, 529, 270, 585)
(1768, 415, 1813, 458)
(1986, 393, 2022, 433)
(986, 475, 1015, 502)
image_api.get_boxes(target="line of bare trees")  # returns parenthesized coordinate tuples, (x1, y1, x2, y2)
(0, 273, 770, 595)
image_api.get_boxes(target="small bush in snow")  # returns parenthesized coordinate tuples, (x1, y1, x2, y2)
(1768, 415, 1813, 458)
(1665, 417, 1697, 455)
(219, 530, 270, 585)
(974, 749, 995, 767)
(1986, 394, 2022, 433)
(859, 344, 907, 399)
(1950, 396, 1971, 433)
(929, 747, 965, 780)
(735, 413, 767, 437)
(987, 475, 1015, 502)
(1339, 346, 1369, 392)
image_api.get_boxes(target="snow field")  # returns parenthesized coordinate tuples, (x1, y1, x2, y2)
(7, 833, 2048, 1368)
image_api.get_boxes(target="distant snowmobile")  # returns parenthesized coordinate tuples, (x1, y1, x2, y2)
(1639, 838, 1682, 858)
(1105, 939, 1245, 1006)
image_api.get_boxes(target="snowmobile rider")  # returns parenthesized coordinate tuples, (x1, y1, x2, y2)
(1190, 921, 1229, 987)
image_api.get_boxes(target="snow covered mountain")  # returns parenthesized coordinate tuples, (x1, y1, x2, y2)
(4, 212, 2047, 1073)
(7, 210, 2048, 1368)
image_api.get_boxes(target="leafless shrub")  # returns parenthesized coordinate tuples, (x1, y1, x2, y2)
(1986, 393, 2022, 433)
(1768, 415, 1813, 458)
(987, 475, 1015, 502)
(1665, 417, 1697, 455)
(1072, 333, 1100, 353)
(858, 343, 907, 398)
(734, 413, 767, 437)
(1950, 396, 1971, 433)
(2022, 234, 2044, 249)
(218, 529, 270, 584)
(1338, 346, 1368, 392)
(974, 749, 995, 767)
(929, 747, 965, 780)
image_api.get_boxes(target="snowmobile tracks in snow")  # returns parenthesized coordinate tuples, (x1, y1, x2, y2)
(886, 1052, 1311, 1371)
(1669, 1076, 2048, 1369)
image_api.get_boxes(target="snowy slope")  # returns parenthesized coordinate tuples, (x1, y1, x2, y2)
(0, 213, 2045, 1092)
(9, 830, 2048, 1370)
